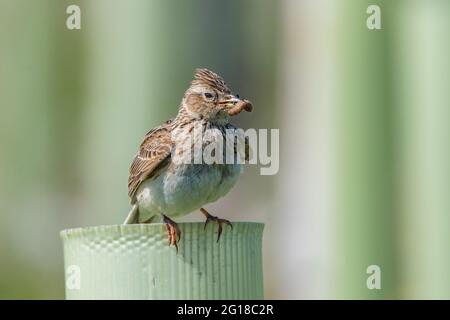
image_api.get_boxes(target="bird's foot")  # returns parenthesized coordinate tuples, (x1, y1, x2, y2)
(200, 208, 233, 242)
(163, 215, 181, 251)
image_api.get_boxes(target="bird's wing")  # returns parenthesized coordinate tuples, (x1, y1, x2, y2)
(225, 123, 252, 162)
(128, 119, 174, 202)
(244, 135, 251, 162)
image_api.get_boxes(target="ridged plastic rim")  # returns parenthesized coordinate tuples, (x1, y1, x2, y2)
(60, 222, 264, 240)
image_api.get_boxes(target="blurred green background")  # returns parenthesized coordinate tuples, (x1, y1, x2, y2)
(0, 0, 449, 299)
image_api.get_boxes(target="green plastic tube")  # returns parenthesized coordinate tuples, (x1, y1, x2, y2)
(61, 222, 264, 299)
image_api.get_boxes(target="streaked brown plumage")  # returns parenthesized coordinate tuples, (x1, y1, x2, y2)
(124, 68, 253, 249)
(128, 119, 174, 201)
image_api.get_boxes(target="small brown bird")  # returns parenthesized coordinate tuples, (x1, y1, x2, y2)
(124, 68, 253, 249)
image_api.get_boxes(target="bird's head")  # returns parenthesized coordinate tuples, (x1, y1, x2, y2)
(180, 68, 252, 123)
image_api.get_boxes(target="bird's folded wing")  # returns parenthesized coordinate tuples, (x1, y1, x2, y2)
(128, 120, 174, 202)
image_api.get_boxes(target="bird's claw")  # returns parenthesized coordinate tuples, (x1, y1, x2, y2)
(201, 208, 232, 242)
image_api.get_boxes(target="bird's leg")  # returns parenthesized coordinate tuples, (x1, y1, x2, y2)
(162, 214, 181, 251)
(200, 208, 233, 242)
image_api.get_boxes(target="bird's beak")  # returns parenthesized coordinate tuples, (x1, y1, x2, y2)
(218, 94, 241, 108)
(218, 94, 253, 116)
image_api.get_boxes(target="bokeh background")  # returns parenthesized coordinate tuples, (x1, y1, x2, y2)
(0, 0, 449, 299)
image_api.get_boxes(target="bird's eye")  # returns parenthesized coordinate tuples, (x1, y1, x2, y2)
(204, 92, 214, 99)
(236, 94, 240, 99)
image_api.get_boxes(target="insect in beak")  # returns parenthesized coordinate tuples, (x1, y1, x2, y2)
(218, 95, 253, 116)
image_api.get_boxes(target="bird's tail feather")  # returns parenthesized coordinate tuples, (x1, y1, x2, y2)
(123, 204, 139, 224)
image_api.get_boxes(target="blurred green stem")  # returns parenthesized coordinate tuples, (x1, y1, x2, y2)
(336, 0, 396, 299)
(393, 0, 450, 299)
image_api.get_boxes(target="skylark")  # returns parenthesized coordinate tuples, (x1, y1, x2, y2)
(124, 68, 253, 249)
